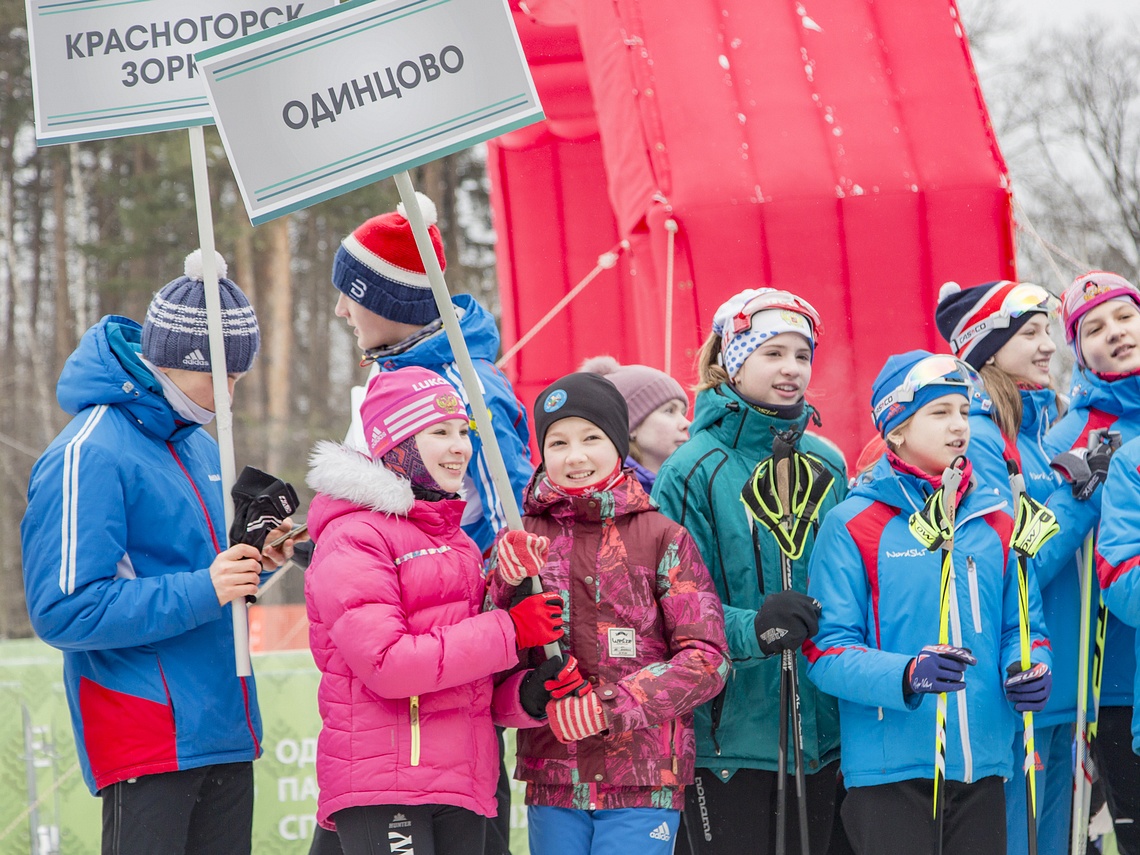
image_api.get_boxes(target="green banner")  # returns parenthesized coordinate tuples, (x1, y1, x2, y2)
(0, 639, 530, 853)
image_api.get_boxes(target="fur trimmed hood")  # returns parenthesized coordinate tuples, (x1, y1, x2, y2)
(306, 440, 414, 516)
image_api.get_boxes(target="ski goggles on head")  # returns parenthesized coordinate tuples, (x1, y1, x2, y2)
(730, 290, 824, 339)
(950, 282, 1059, 356)
(872, 355, 979, 427)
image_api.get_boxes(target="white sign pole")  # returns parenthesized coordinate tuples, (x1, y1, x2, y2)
(394, 170, 557, 659)
(188, 125, 250, 677)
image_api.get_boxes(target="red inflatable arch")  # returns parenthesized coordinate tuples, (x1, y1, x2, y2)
(489, 0, 1014, 462)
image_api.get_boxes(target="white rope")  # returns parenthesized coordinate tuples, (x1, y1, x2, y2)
(496, 240, 628, 369)
(663, 219, 679, 375)
(1013, 198, 1092, 290)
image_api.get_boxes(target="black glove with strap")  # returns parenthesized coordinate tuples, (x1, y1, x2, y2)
(754, 590, 821, 655)
(229, 466, 300, 548)
(1050, 446, 1111, 501)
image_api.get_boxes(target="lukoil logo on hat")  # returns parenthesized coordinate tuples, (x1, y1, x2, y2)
(543, 389, 567, 413)
(360, 367, 467, 460)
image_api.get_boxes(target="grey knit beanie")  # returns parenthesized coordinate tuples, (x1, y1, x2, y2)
(142, 250, 260, 373)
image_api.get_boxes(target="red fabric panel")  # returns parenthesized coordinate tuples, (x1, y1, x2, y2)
(847, 502, 898, 649)
(80, 675, 178, 790)
(493, 0, 1014, 463)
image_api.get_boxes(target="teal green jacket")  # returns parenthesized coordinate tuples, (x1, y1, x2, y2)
(651, 384, 847, 779)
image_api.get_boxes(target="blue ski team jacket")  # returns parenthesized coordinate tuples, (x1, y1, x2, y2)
(806, 456, 1051, 789)
(967, 388, 1094, 729)
(20, 316, 261, 794)
(356, 293, 533, 553)
(1043, 369, 1140, 709)
(1091, 437, 1140, 750)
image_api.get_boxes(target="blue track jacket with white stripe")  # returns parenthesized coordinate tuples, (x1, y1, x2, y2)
(806, 456, 1050, 789)
(20, 316, 261, 794)
(355, 294, 533, 553)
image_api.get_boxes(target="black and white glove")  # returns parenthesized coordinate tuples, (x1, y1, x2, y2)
(229, 466, 300, 548)
(754, 590, 821, 656)
(1050, 445, 1112, 501)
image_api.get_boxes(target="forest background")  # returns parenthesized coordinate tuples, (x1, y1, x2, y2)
(0, 0, 1138, 637)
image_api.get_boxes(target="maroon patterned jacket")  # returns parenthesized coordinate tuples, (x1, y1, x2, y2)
(489, 472, 729, 810)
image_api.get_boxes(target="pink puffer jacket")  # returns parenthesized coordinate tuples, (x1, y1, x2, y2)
(305, 442, 540, 829)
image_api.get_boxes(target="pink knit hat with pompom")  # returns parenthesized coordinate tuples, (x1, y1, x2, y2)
(579, 356, 687, 431)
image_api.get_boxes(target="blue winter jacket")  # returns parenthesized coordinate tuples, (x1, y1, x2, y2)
(20, 316, 262, 794)
(1090, 437, 1140, 750)
(1043, 369, 1140, 708)
(806, 456, 1051, 789)
(968, 388, 1092, 728)
(362, 294, 532, 553)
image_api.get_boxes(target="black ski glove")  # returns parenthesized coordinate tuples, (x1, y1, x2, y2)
(1051, 430, 1121, 501)
(230, 466, 300, 549)
(1050, 446, 1111, 501)
(754, 590, 821, 656)
(519, 654, 591, 718)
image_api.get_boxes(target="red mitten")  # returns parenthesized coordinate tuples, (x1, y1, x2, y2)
(508, 594, 565, 649)
(496, 530, 549, 586)
(545, 654, 593, 700)
(547, 692, 608, 743)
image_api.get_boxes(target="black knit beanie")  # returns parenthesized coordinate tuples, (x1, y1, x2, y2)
(533, 373, 630, 463)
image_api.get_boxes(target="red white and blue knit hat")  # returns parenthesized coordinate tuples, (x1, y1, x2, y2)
(359, 367, 466, 459)
(332, 192, 447, 326)
(935, 280, 1058, 368)
(141, 250, 260, 373)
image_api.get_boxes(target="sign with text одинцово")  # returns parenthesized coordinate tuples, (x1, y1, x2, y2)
(196, 0, 544, 225)
(26, 0, 334, 145)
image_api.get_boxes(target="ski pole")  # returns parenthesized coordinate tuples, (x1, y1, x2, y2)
(1007, 459, 1060, 855)
(394, 172, 559, 661)
(908, 457, 963, 855)
(1072, 534, 1094, 855)
(773, 430, 811, 855)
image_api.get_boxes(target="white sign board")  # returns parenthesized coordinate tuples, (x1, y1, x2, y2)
(196, 0, 544, 225)
(26, 0, 333, 145)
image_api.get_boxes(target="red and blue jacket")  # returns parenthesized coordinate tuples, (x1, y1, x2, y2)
(1043, 369, 1140, 708)
(20, 316, 261, 794)
(1092, 437, 1140, 750)
(968, 387, 1093, 728)
(806, 456, 1050, 788)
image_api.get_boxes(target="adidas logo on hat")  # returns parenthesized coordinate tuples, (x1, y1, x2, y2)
(649, 822, 672, 841)
(181, 348, 209, 368)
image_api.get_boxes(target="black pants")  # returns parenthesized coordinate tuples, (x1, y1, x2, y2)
(841, 775, 1005, 855)
(310, 826, 344, 855)
(683, 762, 839, 855)
(1094, 705, 1140, 855)
(485, 726, 513, 855)
(334, 804, 486, 855)
(100, 762, 253, 855)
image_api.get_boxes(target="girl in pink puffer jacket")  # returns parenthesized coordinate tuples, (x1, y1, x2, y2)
(304, 367, 570, 855)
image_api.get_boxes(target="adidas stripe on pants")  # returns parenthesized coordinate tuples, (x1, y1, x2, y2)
(528, 805, 680, 855)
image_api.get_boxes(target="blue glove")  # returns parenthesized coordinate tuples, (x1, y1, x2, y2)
(1005, 662, 1052, 712)
(906, 644, 977, 695)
